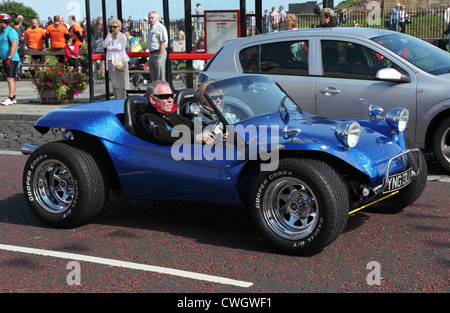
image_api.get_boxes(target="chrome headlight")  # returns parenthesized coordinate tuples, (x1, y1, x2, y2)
(335, 121, 361, 148)
(386, 108, 409, 132)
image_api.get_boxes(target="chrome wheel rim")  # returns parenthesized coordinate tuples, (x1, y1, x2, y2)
(33, 159, 75, 214)
(440, 126, 450, 163)
(262, 177, 319, 240)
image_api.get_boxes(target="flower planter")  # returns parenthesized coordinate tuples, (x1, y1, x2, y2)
(40, 89, 74, 105)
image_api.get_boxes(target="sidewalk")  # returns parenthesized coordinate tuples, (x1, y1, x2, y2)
(0, 79, 185, 122)
(0, 80, 92, 122)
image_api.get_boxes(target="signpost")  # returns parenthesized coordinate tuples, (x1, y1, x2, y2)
(204, 10, 241, 54)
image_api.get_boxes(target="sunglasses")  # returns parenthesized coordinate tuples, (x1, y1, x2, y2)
(111, 25, 118, 28)
(153, 93, 174, 100)
(210, 94, 223, 101)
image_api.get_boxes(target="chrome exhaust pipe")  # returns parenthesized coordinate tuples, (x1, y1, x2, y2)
(21, 144, 38, 155)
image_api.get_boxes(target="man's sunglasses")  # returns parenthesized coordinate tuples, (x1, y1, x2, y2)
(210, 94, 223, 100)
(153, 93, 174, 100)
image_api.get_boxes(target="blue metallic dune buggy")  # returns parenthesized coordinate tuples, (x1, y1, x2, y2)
(22, 76, 427, 255)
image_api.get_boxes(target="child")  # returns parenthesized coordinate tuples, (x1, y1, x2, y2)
(64, 36, 81, 72)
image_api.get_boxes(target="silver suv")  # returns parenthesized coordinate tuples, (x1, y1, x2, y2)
(196, 27, 450, 172)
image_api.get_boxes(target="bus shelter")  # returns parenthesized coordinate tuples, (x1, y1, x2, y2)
(83, 0, 263, 102)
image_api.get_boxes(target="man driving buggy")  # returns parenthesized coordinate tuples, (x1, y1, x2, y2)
(135, 80, 217, 146)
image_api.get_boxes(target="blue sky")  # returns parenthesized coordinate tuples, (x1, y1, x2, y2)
(17, 0, 344, 21)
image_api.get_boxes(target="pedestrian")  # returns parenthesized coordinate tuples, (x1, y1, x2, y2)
(172, 30, 185, 52)
(283, 14, 298, 30)
(390, 3, 400, 32)
(338, 8, 347, 26)
(263, 9, 270, 33)
(68, 15, 84, 45)
(398, 5, 409, 33)
(319, 8, 337, 27)
(45, 15, 69, 62)
(193, 3, 205, 33)
(92, 16, 105, 82)
(24, 18, 46, 76)
(248, 11, 256, 36)
(141, 17, 148, 42)
(126, 16, 134, 35)
(125, 30, 143, 66)
(64, 36, 82, 72)
(270, 7, 280, 32)
(12, 17, 24, 80)
(146, 11, 168, 82)
(0, 14, 19, 106)
(445, 2, 450, 51)
(103, 18, 130, 99)
(279, 6, 286, 31)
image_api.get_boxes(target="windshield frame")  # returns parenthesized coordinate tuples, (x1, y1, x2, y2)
(204, 75, 301, 126)
(370, 33, 450, 75)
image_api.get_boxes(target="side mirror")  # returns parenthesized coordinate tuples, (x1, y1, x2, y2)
(376, 68, 411, 83)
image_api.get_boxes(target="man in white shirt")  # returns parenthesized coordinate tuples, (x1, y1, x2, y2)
(146, 11, 168, 82)
(193, 3, 205, 32)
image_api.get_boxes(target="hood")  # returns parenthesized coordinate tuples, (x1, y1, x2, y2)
(235, 110, 406, 182)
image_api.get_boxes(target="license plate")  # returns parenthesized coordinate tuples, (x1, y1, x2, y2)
(383, 168, 413, 193)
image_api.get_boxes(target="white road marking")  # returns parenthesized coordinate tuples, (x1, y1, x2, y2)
(0, 243, 253, 288)
(0, 150, 22, 155)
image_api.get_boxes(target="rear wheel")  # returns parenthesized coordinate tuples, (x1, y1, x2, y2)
(23, 141, 108, 228)
(250, 158, 349, 255)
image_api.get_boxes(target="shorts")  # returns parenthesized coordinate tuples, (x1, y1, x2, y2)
(2, 60, 19, 78)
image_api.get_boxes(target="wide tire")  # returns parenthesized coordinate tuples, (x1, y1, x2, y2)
(23, 141, 108, 228)
(250, 158, 349, 255)
(432, 117, 450, 172)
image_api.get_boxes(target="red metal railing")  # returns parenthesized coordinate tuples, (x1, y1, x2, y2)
(91, 52, 214, 60)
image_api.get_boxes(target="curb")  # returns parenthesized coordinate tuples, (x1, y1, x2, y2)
(0, 114, 42, 122)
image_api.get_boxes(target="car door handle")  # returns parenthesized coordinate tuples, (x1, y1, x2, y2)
(320, 88, 341, 95)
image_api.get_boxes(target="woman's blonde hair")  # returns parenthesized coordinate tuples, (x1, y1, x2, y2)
(109, 18, 121, 28)
(176, 30, 185, 40)
(284, 14, 298, 29)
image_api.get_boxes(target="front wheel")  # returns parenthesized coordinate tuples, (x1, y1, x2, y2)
(250, 158, 349, 255)
(432, 117, 450, 172)
(23, 141, 108, 228)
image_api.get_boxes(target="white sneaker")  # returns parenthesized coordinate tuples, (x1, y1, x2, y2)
(1, 98, 16, 106)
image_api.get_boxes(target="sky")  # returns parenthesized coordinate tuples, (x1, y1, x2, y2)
(16, 0, 344, 22)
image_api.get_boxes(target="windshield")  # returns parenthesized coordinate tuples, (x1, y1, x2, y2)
(204, 76, 300, 124)
(371, 33, 450, 75)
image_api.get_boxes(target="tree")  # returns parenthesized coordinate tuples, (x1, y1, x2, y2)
(0, 0, 39, 28)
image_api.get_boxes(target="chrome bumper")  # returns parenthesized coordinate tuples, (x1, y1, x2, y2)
(375, 148, 422, 194)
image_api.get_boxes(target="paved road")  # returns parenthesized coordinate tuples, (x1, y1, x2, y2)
(0, 152, 448, 294)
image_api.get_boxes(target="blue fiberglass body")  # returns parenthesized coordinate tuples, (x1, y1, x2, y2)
(33, 76, 409, 210)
